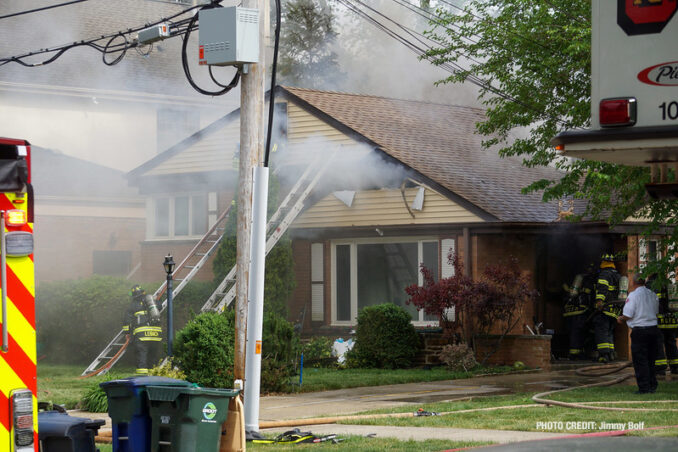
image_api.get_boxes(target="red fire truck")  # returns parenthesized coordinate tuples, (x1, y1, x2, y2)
(0, 137, 36, 451)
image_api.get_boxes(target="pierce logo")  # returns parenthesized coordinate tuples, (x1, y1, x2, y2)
(638, 61, 678, 86)
(202, 402, 217, 421)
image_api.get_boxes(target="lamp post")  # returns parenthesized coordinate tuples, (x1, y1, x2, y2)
(163, 253, 175, 357)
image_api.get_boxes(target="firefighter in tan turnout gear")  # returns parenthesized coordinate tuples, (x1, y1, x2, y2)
(124, 285, 163, 374)
(648, 274, 678, 375)
(563, 265, 596, 360)
(592, 254, 622, 363)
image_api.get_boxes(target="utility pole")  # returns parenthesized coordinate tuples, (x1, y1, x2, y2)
(235, 0, 267, 391)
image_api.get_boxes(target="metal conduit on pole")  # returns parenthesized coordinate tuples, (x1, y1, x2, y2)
(244, 166, 268, 432)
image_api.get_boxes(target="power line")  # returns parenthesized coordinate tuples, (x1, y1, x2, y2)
(0, 0, 90, 21)
(0, 5, 200, 67)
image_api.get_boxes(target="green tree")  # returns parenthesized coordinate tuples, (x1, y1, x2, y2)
(278, 0, 344, 89)
(426, 0, 676, 280)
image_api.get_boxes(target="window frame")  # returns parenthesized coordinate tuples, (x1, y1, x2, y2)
(147, 193, 210, 240)
(330, 236, 443, 326)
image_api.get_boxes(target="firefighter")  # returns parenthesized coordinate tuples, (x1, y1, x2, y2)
(648, 274, 678, 375)
(592, 253, 621, 363)
(563, 264, 596, 360)
(124, 285, 163, 375)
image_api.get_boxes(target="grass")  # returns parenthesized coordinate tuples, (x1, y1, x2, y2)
(247, 436, 491, 451)
(294, 365, 517, 392)
(94, 437, 492, 452)
(38, 363, 518, 408)
(38, 364, 135, 409)
(340, 381, 678, 434)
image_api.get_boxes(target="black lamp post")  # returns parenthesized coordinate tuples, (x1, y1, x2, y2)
(163, 253, 175, 357)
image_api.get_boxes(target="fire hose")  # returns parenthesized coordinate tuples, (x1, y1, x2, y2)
(78, 336, 130, 380)
(532, 361, 678, 411)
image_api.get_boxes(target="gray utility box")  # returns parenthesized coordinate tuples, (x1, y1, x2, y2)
(199, 6, 259, 66)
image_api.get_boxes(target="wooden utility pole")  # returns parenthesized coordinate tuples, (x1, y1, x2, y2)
(235, 0, 267, 382)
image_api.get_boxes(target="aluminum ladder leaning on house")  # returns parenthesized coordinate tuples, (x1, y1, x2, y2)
(81, 152, 335, 376)
(199, 152, 337, 313)
(80, 204, 235, 377)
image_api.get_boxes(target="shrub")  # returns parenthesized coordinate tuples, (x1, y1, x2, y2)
(261, 311, 301, 393)
(346, 304, 420, 369)
(302, 336, 335, 368)
(438, 343, 478, 372)
(174, 311, 235, 388)
(36, 276, 217, 365)
(148, 358, 187, 380)
(37, 276, 132, 364)
(81, 383, 108, 413)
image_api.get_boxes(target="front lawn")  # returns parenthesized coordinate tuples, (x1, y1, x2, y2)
(38, 364, 134, 409)
(38, 363, 518, 407)
(294, 365, 516, 392)
(342, 381, 678, 434)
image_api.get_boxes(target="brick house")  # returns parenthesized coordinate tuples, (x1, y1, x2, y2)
(130, 86, 661, 363)
(32, 147, 144, 282)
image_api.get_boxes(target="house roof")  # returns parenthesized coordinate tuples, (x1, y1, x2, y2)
(33, 147, 138, 198)
(282, 87, 565, 223)
(131, 86, 573, 223)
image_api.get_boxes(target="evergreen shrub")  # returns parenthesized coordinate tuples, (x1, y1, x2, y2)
(174, 311, 235, 388)
(346, 303, 421, 369)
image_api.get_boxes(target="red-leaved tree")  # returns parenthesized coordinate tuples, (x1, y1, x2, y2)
(406, 252, 538, 364)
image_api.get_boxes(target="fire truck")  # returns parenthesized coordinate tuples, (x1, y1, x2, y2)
(0, 137, 36, 451)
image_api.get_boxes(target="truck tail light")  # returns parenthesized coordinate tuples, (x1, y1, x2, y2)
(6, 209, 27, 226)
(600, 97, 636, 127)
(11, 389, 34, 450)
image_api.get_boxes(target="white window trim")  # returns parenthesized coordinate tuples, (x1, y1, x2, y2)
(146, 193, 211, 241)
(331, 236, 441, 326)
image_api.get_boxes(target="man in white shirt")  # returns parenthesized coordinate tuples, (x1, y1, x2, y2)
(618, 274, 661, 394)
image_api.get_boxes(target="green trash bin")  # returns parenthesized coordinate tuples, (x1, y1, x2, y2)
(146, 385, 239, 452)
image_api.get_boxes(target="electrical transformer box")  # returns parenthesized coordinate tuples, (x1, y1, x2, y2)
(199, 6, 259, 66)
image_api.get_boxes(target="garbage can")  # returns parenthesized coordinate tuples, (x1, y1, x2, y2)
(146, 385, 239, 452)
(100, 376, 192, 452)
(38, 411, 105, 452)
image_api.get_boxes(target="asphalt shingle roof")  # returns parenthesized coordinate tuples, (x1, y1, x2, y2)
(282, 87, 565, 222)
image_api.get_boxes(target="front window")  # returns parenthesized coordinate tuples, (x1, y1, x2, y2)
(149, 194, 208, 239)
(332, 238, 442, 324)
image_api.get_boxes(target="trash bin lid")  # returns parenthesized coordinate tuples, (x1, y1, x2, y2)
(100, 376, 192, 390)
(146, 385, 239, 403)
(38, 412, 93, 438)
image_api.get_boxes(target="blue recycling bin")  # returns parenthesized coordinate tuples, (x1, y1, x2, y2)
(38, 411, 105, 452)
(100, 376, 192, 452)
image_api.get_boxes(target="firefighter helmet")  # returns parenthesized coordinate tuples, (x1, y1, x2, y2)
(130, 285, 145, 298)
(600, 253, 615, 262)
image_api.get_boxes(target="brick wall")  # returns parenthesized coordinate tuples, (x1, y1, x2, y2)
(474, 334, 551, 370)
(473, 234, 539, 336)
(414, 331, 449, 367)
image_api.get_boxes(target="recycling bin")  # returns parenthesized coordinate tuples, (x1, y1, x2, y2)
(100, 376, 192, 452)
(38, 410, 105, 452)
(146, 385, 239, 452)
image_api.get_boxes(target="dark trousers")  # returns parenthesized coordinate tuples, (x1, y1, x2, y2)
(631, 326, 661, 393)
(655, 328, 678, 373)
(593, 313, 615, 359)
(566, 314, 587, 357)
(133, 339, 161, 374)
